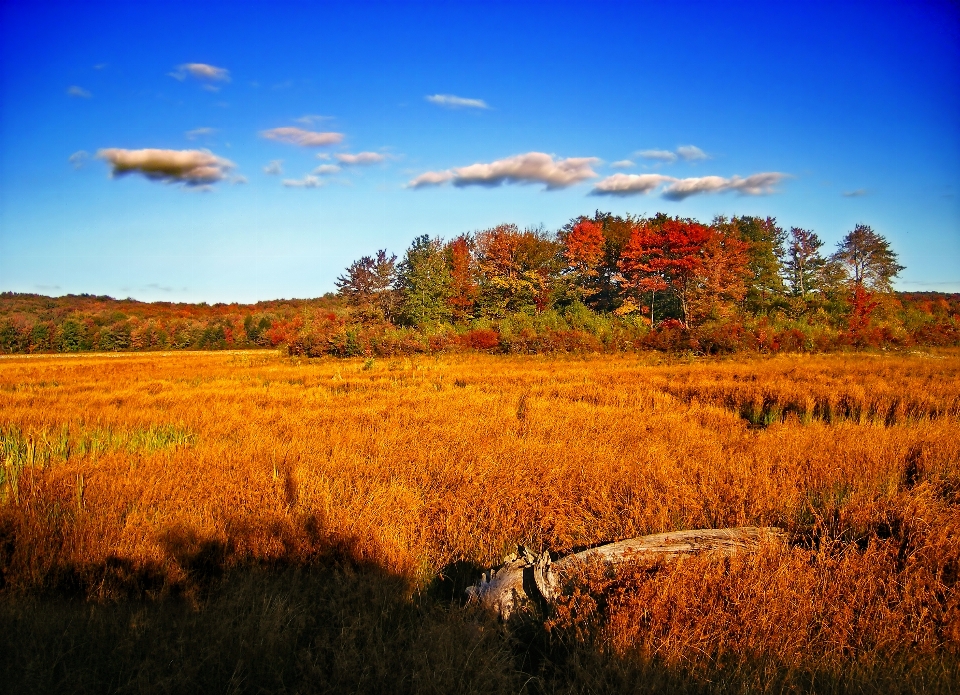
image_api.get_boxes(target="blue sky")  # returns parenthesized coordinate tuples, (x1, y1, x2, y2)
(1, 0, 958, 302)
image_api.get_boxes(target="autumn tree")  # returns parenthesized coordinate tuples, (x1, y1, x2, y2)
(559, 218, 605, 301)
(395, 235, 452, 327)
(444, 234, 478, 323)
(616, 221, 668, 323)
(474, 224, 560, 317)
(618, 217, 715, 327)
(562, 211, 637, 312)
(686, 227, 752, 323)
(335, 249, 397, 321)
(715, 216, 786, 314)
(831, 224, 904, 292)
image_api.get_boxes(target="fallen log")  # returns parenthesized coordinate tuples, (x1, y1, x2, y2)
(466, 526, 785, 619)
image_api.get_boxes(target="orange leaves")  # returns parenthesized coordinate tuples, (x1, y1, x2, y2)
(617, 218, 751, 326)
(563, 219, 605, 271)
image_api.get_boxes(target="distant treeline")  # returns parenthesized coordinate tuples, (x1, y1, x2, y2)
(2, 212, 958, 356)
(0, 294, 339, 354)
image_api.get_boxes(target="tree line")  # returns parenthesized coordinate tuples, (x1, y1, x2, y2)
(336, 213, 906, 327)
(1, 212, 957, 356)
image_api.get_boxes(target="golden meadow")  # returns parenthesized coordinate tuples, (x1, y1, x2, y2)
(2, 350, 958, 693)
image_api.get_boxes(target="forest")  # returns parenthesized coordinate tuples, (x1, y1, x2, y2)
(2, 212, 958, 356)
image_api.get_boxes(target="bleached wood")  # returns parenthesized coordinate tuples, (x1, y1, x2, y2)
(466, 526, 784, 619)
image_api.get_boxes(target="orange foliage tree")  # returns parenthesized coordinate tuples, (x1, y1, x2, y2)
(444, 235, 478, 322)
(561, 219, 605, 301)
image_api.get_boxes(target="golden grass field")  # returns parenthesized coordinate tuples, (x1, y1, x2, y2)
(2, 350, 958, 693)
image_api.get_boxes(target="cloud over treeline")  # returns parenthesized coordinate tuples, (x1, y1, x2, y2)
(592, 171, 789, 199)
(426, 94, 489, 109)
(97, 148, 235, 186)
(409, 152, 598, 190)
(261, 127, 343, 147)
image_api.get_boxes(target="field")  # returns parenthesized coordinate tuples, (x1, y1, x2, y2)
(1, 350, 958, 693)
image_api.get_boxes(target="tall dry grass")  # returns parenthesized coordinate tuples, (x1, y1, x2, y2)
(1, 350, 958, 693)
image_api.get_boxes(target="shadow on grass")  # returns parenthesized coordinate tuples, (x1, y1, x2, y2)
(1, 510, 956, 694)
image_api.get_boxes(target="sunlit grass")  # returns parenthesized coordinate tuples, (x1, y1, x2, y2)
(0, 349, 957, 693)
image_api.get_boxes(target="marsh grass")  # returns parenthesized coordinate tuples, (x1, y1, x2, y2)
(0, 350, 957, 693)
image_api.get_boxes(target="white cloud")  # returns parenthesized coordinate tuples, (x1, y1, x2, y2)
(636, 145, 710, 163)
(260, 127, 343, 147)
(173, 63, 230, 82)
(426, 94, 489, 109)
(725, 172, 788, 195)
(96, 148, 235, 186)
(661, 175, 728, 199)
(185, 127, 217, 140)
(591, 171, 789, 199)
(662, 172, 788, 200)
(335, 152, 386, 165)
(637, 149, 677, 163)
(409, 152, 599, 190)
(408, 170, 455, 188)
(282, 175, 323, 188)
(591, 174, 676, 196)
(69, 151, 89, 169)
(67, 86, 92, 98)
(232, 175, 248, 184)
(610, 160, 635, 169)
(295, 114, 332, 125)
(313, 164, 341, 175)
(676, 145, 709, 161)
(842, 188, 868, 197)
(263, 160, 283, 175)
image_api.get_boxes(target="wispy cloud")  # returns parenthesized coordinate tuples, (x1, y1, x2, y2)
(231, 175, 248, 184)
(409, 152, 598, 190)
(591, 174, 676, 196)
(170, 63, 230, 82)
(426, 94, 489, 109)
(335, 152, 386, 165)
(260, 127, 343, 147)
(97, 148, 235, 187)
(185, 127, 217, 140)
(842, 188, 868, 197)
(295, 114, 332, 125)
(637, 149, 677, 163)
(636, 145, 710, 163)
(676, 145, 709, 161)
(313, 164, 341, 175)
(610, 160, 635, 169)
(282, 175, 323, 188)
(67, 86, 92, 98)
(408, 171, 454, 187)
(591, 171, 789, 199)
(662, 172, 788, 200)
(69, 151, 89, 169)
(263, 160, 283, 175)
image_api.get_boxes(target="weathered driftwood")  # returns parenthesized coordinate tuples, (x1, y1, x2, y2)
(466, 526, 784, 619)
